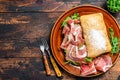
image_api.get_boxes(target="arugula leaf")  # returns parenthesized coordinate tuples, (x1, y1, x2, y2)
(61, 21, 67, 27)
(64, 49, 67, 53)
(109, 27, 114, 36)
(65, 60, 80, 66)
(109, 27, 120, 54)
(84, 57, 93, 63)
(71, 13, 79, 20)
(61, 13, 79, 28)
(61, 17, 71, 27)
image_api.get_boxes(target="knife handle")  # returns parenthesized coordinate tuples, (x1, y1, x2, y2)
(50, 57, 62, 77)
(43, 55, 51, 75)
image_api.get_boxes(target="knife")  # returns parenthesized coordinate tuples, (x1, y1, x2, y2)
(42, 39, 62, 77)
(47, 49, 62, 77)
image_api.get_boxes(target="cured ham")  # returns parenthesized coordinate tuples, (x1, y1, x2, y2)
(70, 23, 84, 46)
(61, 18, 87, 61)
(81, 62, 97, 76)
(62, 25, 70, 35)
(66, 44, 79, 61)
(80, 55, 112, 76)
(94, 55, 112, 72)
(60, 33, 74, 50)
(67, 19, 80, 25)
(78, 45, 87, 59)
(66, 44, 87, 62)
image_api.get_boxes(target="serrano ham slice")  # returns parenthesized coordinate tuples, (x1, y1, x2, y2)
(62, 25, 70, 35)
(94, 55, 112, 72)
(66, 44, 87, 62)
(81, 62, 97, 76)
(60, 33, 74, 50)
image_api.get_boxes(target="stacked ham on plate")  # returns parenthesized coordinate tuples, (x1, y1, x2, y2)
(61, 19, 87, 61)
(60, 13, 112, 76)
(81, 55, 112, 76)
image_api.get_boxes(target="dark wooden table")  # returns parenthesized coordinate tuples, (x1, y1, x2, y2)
(0, 0, 120, 80)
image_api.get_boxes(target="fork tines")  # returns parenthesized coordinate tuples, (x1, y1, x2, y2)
(41, 38, 49, 49)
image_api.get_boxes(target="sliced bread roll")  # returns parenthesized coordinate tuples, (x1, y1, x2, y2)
(80, 13, 111, 57)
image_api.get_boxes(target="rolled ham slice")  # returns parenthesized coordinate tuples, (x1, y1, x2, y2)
(81, 62, 97, 76)
(60, 33, 74, 50)
(62, 25, 70, 35)
(66, 44, 87, 62)
(94, 55, 112, 72)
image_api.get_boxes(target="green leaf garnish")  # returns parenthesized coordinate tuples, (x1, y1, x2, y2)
(71, 13, 79, 20)
(61, 17, 71, 27)
(109, 27, 120, 54)
(61, 13, 79, 28)
(84, 57, 93, 63)
(107, 0, 120, 12)
(65, 60, 80, 66)
(64, 49, 67, 53)
(109, 27, 114, 36)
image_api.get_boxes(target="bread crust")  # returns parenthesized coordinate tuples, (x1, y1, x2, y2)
(80, 13, 111, 57)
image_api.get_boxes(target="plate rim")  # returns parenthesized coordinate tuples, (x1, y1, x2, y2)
(50, 4, 120, 77)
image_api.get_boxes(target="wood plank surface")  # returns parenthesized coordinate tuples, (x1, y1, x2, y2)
(0, 13, 62, 57)
(0, 0, 119, 80)
(0, 58, 60, 80)
(0, 57, 119, 80)
(0, 58, 65, 80)
(0, 0, 110, 12)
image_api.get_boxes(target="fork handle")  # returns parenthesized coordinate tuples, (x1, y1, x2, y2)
(50, 56, 62, 77)
(43, 55, 51, 75)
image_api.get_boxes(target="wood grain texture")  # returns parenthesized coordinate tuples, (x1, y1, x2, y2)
(43, 55, 51, 75)
(0, 0, 110, 12)
(0, 58, 58, 80)
(0, 13, 61, 57)
(0, 0, 119, 80)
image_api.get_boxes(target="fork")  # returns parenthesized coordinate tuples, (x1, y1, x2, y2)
(40, 39, 51, 75)
(41, 38, 62, 77)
